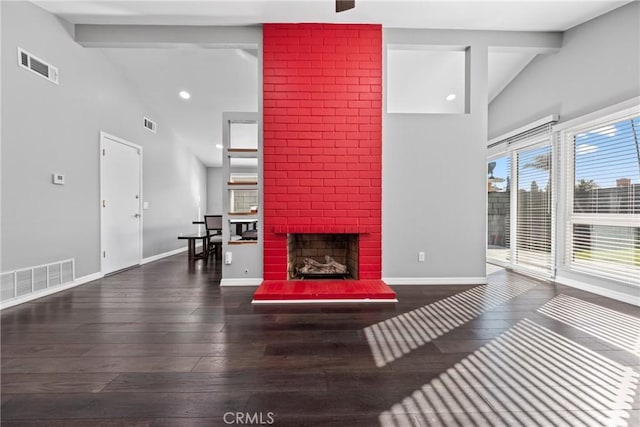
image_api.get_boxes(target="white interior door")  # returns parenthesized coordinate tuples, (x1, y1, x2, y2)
(101, 133, 142, 275)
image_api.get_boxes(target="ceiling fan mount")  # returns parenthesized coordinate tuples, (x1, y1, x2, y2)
(336, 0, 355, 13)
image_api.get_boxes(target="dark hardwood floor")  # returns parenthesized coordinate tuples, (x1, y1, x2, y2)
(1, 255, 638, 426)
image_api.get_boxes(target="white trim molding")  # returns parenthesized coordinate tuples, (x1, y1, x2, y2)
(488, 114, 559, 146)
(0, 272, 103, 310)
(220, 278, 263, 287)
(553, 97, 640, 132)
(383, 276, 488, 285)
(554, 275, 640, 307)
(141, 246, 189, 265)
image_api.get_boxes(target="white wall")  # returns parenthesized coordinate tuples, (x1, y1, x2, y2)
(383, 33, 488, 283)
(206, 167, 223, 215)
(1, 1, 207, 278)
(489, 2, 639, 139)
(382, 29, 559, 284)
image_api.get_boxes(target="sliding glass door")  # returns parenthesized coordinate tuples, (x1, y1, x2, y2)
(487, 124, 554, 278)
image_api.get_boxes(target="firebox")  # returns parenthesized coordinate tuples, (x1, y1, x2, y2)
(287, 234, 359, 280)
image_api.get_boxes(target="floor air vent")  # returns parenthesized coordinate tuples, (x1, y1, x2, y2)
(143, 117, 157, 133)
(1, 259, 75, 304)
(18, 47, 59, 84)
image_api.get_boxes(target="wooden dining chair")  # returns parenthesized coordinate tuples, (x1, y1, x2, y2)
(204, 215, 223, 258)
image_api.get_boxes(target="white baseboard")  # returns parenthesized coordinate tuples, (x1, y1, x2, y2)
(0, 272, 103, 310)
(220, 278, 263, 287)
(141, 246, 188, 265)
(383, 277, 487, 286)
(554, 276, 640, 306)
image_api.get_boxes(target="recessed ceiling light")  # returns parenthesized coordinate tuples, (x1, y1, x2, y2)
(179, 90, 191, 100)
(446, 94, 457, 101)
(216, 144, 223, 149)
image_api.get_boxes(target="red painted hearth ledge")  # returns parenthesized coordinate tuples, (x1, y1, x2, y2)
(252, 280, 397, 304)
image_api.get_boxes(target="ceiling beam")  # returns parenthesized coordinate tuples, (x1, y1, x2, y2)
(385, 29, 562, 53)
(75, 25, 261, 48)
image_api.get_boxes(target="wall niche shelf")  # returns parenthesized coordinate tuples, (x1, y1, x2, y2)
(227, 181, 258, 186)
(223, 115, 260, 247)
(227, 148, 257, 153)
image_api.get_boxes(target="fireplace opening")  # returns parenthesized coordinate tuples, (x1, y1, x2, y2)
(287, 234, 359, 280)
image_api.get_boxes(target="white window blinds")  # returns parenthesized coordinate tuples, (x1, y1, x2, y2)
(566, 115, 640, 285)
(516, 143, 553, 274)
(488, 121, 555, 277)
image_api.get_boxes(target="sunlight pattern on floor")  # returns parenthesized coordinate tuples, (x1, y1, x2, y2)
(364, 279, 538, 367)
(538, 294, 640, 356)
(379, 319, 639, 427)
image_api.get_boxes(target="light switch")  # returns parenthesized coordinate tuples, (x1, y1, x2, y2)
(52, 173, 65, 185)
(143, 202, 149, 210)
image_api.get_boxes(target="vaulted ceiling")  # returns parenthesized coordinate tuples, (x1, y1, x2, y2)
(33, 1, 631, 166)
(35, 1, 629, 31)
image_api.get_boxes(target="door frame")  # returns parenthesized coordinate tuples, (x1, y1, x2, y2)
(99, 131, 143, 274)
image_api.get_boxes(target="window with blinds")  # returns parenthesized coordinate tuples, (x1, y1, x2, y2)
(566, 115, 640, 285)
(516, 144, 553, 273)
(487, 121, 555, 276)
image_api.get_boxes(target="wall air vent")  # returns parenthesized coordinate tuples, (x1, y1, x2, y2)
(143, 117, 157, 133)
(17, 47, 59, 84)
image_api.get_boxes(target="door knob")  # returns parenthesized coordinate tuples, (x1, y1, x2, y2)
(134, 213, 140, 218)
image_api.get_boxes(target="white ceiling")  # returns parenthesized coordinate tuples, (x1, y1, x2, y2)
(488, 51, 536, 102)
(101, 48, 258, 166)
(33, 0, 630, 167)
(35, 0, 629, 31)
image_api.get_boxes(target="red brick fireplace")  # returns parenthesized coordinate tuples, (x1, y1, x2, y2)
(262, 23, 384, 286)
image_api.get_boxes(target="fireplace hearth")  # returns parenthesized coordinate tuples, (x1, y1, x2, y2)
(287, 234, 359, 280)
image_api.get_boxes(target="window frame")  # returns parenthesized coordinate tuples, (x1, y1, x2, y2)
(560, 105, 640, 285)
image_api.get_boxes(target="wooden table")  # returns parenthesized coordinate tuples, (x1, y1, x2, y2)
(177, 233, 209, 262)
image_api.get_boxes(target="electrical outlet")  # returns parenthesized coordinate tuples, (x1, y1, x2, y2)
(418, 251, 425, 262)
(224, 252, 232, 265)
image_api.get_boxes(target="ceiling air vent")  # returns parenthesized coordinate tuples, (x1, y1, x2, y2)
(17, 47, 59, 84)
(143, 117, 157, 133)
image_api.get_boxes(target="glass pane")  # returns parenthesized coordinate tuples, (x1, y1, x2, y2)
(516, 145, 552, 270)
(487, 156, 511, 263)
(230, 122, 258, 150)
(572, 224, 640, 284)
(573, 117, 640, 214)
